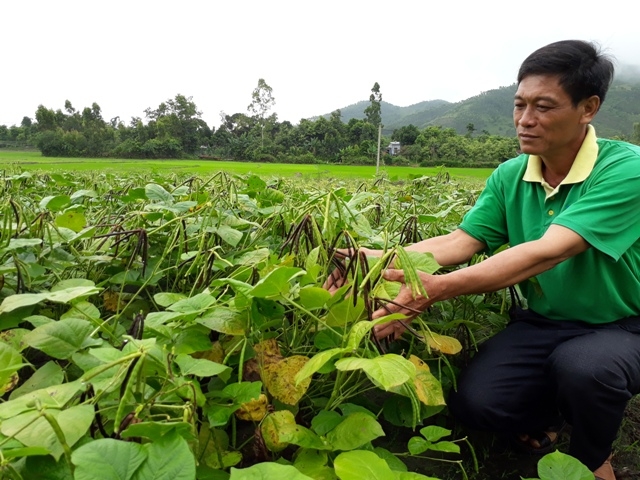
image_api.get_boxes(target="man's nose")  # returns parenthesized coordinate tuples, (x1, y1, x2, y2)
(517, 106, 536, 127)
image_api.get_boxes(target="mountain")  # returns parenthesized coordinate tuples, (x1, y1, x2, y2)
(318, 77, 640, 138)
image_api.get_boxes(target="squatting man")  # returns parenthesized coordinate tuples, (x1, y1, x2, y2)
(325, 40, 640, 480)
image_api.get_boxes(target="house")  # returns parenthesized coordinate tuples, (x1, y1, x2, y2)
(386, 141, 401, 155)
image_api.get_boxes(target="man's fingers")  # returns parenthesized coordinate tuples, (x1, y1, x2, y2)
(383, 269, 406, 282)
(374, 320, 408, 340)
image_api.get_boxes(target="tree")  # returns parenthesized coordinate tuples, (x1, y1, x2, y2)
(364, 82, 382, 128)
(392, 124, 419, 146)
(247, 79, 276, 149)
(631, 122, 640, 146)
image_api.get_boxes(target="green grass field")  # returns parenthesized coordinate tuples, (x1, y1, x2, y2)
(0, 150, 493, 181)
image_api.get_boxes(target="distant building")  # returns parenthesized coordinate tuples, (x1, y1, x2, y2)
(386, 141, 401, 155)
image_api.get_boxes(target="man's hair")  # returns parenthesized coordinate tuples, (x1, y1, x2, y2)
(517, 40, 615, 106)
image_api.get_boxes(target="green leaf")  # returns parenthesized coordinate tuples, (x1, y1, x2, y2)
(0, 342, 26, 392)
(168, 292, 216, 313)
(145, 184, 173, 204)
(134, 432, 196, 480)
(2, 238, 42, 252)
(234, 248, 270, 266)
(154, 292, 187, 307)
(419, 426, 451, 443)
(294, 449, 337, 480)
(23, 318, 94, 359)
(1, 404, 94, 461)
(197, 308, 247, 335)
(335, 354, 415, 391)
(295, 348, 345, 385)
(396, 472, 440, 480)
(1, 446, 51, 460)
(0, 286, 100, 314)
(55, 211, 87, 233)
(250, 267, 305, 299)
(311, 410, 343, 436)
(40, 195, 71, 212)
(230, 462, 314, 480)
(395, 251, 441, 274)
(175, 354, 231, 378)
(120, 421, 193, 441)
(212, 225, 243, 247)
(298, 286, 332, 310)
(72, 438, 147, 480)
(279, 423, 329, 450)
(334, 450, 396, 480)
(10, 361, 64, 400)
(0, 380, 83, 420)
(325, 412, 385, 451)
(206, 382, 262, 427)
(373, 447, 407, 472)
(536, 451, 593, 480)
(245, 175, 267, 192)
(324, 297, 365, 327)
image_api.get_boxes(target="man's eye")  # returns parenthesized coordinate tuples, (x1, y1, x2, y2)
(537, 105, 551, 111)
(514, 103, 525, 109)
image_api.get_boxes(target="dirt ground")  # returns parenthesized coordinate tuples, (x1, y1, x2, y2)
(424, 396, 640, 479)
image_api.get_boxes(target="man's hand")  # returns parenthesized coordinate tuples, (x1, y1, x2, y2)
(322, 247, 382, 294)
(372, 269, 439, 340)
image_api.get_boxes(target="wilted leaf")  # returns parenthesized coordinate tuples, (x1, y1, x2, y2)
(235, 394, 269, 421)
(260, 410, 296, 453)
(263, 355, 311, 405)
(407, 356, 445, 407)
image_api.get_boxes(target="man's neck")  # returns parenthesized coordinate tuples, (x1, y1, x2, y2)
(540, 128, 588, 187)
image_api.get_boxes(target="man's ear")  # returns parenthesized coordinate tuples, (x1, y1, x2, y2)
(580, 95, 601, 124)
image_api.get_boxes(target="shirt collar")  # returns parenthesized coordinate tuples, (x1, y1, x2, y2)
(523, 125, 599, 191)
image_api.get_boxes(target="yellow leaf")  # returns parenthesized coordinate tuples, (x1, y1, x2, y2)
(235, 394, 269, 421)
(423, 332, 462, 355)
(263, 356, 311, 406)
(253, 338, 283, 366)
(102, 291, 122, 313)
(408, 355, 446, 406)
(260, 410, 296, 452)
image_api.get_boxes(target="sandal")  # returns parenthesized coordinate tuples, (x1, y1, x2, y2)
(513, 423, 566, 455)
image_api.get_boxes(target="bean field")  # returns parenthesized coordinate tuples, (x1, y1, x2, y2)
(0, 165, 628, 480)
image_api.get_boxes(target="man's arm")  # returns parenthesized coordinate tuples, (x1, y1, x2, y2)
(373, 224, 589, 338)
(404, 228, 486, 267)
(325, 229, 485, 293)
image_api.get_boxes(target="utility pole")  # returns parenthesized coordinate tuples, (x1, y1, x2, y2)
(375, 123, 382, 175)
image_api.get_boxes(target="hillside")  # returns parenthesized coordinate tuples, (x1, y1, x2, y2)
(319, 78, 640, 138)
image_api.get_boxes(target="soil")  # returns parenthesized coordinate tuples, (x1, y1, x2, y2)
(400, 396, 640, 479)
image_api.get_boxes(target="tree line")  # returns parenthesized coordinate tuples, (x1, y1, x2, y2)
(3, 80, 637, 167)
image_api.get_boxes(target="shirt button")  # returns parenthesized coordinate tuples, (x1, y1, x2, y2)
(548, 210, 554, 216)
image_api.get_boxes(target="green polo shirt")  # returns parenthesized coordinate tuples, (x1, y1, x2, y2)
(459, 126, 640, 324)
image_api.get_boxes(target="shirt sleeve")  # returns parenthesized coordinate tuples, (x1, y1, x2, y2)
(458, 167, 509, 254)
(553, 148, 640, 261)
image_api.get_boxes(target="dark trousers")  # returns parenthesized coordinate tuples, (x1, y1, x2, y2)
(448, 308, 640, 471)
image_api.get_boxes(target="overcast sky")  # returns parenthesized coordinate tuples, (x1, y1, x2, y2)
(2, 0, 638, 128)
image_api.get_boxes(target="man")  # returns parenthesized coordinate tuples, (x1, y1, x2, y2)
(326, 40, 640, 479)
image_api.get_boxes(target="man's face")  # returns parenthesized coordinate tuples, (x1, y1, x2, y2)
(514, 74, 595, 161)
